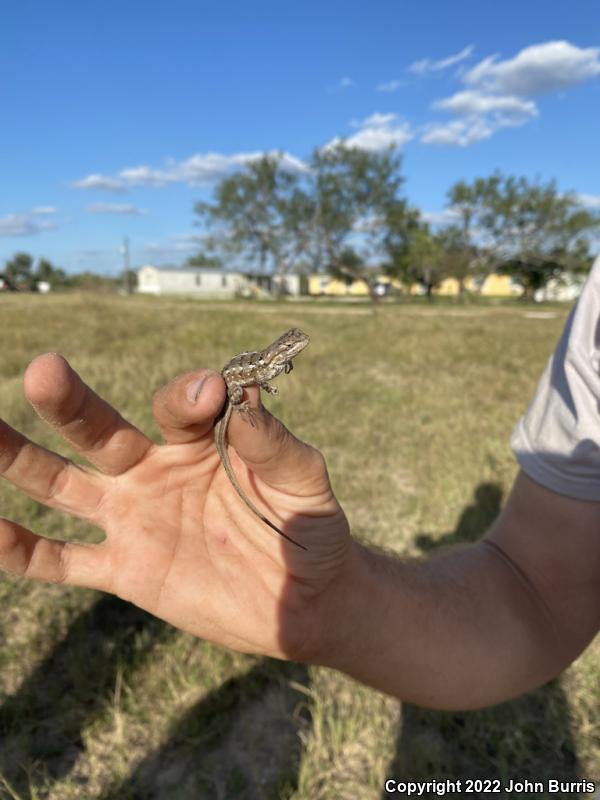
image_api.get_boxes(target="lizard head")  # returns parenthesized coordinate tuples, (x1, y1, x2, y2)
(266, 328, 310, 367)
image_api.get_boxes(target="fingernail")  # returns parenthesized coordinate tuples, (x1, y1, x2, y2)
(186, 377, 206, 403)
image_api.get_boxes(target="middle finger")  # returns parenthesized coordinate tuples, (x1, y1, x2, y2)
(0, 419, 106, 521)
(24, 353, 154, 476)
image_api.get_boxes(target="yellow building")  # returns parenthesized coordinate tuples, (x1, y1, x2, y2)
(478, 273, 522, 297)
(308, 271, 522, 298)
(308, 273, 404, 297)
(435, 273, 521, 297)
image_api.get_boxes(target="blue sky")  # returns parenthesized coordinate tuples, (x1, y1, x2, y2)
(1, 0, 599, 274)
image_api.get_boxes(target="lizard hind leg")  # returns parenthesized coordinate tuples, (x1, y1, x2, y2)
(238, 383, 277, 428)
(236, 400, 258, 428)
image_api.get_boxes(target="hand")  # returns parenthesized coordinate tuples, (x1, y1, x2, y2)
(0, 353, 351, 661)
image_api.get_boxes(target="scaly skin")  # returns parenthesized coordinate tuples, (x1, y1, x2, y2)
(214, 328, 310, 549)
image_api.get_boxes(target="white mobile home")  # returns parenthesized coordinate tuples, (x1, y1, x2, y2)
(137, 265, 250, 298)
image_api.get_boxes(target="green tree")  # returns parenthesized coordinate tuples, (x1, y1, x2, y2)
(63, 272, 120, 292)
(382, 202, 423, 293)
(311, 144, 407, 265)
(194, 154, 313, 296)
(327, 245, 381, 301)
(445, 180, 483, 295)
(5, 252, 34, 287)
(309, 142, 416, 301)
(448, 173, 600, 300)
(435, 224, 478, 298)
(412, 225, 446, 299)
(35, 258, 67, 288)
(184, 252, 223, 269)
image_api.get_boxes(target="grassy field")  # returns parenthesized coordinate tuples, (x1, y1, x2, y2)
(0, 293, 598, 799)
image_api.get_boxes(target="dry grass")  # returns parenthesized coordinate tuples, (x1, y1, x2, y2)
(0, 292, 598, 799)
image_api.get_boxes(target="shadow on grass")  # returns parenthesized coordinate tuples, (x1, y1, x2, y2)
(0, 590, 311, 800)
(98, 658, 311, 800)
(383, 483, 582, 797)
(0, 594, 175, 798)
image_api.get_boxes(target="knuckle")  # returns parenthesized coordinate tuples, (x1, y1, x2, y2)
(55, 544, 71, 585)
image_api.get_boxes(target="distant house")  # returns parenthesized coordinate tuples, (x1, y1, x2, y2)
(137, 266, 250, 298)
(308, 271, 523, 298)
(308, 274, 403, 297)
(434, 273, 523, 297)
(246, 271, 302, 297)
(137, 265, 303, 298)
(534, 272, 586, 302)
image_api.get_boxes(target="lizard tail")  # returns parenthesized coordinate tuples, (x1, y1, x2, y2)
(221, 455, 308, 551)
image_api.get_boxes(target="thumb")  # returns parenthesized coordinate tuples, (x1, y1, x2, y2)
(226, 386, 330, 496)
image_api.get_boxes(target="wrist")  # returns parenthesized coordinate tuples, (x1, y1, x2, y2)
(301, 540, 390, 677)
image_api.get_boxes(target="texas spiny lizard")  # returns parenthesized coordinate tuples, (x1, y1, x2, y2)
(214, 328, 310, 550)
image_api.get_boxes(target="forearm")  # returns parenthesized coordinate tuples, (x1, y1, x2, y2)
(312, 535, 568, 709)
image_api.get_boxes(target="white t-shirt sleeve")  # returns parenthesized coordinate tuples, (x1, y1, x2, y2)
(511, 254, 600, 501)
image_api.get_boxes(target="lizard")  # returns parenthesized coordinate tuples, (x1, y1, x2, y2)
(214, 328, 310, 550)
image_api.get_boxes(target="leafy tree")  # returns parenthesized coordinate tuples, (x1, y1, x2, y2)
(447, 180, 477, 241)
(35, 258, 67, 287)
(311, 143, 409, 267)
(3, 253, 69, 290)
(435, 224, 478, 298)
(184, 250, 223, 269)
(194, 144, 416, 300)
(404, 224, 446, 299)
(448, 173, 600, 300)
(381, 202, 422, 293)
(5, 252, 34, 286)
(63, 272, 119, 292)
(445, 181, 483, 295)
(194, 154, 313, 295)
(326, 245, 380, 302)
(308, 142, 417, 301)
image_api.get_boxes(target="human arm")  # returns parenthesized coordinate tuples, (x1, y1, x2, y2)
(306, 469, 600, 708)
(1, 354, 599, 710)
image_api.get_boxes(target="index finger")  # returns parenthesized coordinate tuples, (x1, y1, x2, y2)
(24, 353, 154, 476)
(227, 386, 329, 494)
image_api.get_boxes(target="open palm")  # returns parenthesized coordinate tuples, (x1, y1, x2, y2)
(0, 353, 351, 661)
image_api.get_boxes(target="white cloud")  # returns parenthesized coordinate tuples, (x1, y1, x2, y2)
(354, 112, 397, 127)
(0, 207, 59, 237)
(326, 76, 357, 93)
(376, 79, 406, 93)
(141, 233, 209, 263)
(31, 206, 58, 215)
(88, 203, 147, 215)
(577, 193, 600, 209)
(171, 233, 208, 245)
(143, 242, 190, 255)
(422, 118, 494, 147)
(433, 90, 537, 121)
(173, 151, 308, 184)
(421, 208, 462, 226)
(72, 150, 308, 193)
(424, 89, 539, 145)
(70, 173, 127, 192)
(409, 45, 474, 76)
(464, 40, 600, 96)
(118, 165, 175, 188)
(325, 112, 413, 152)
(421, 39, 600, 148)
